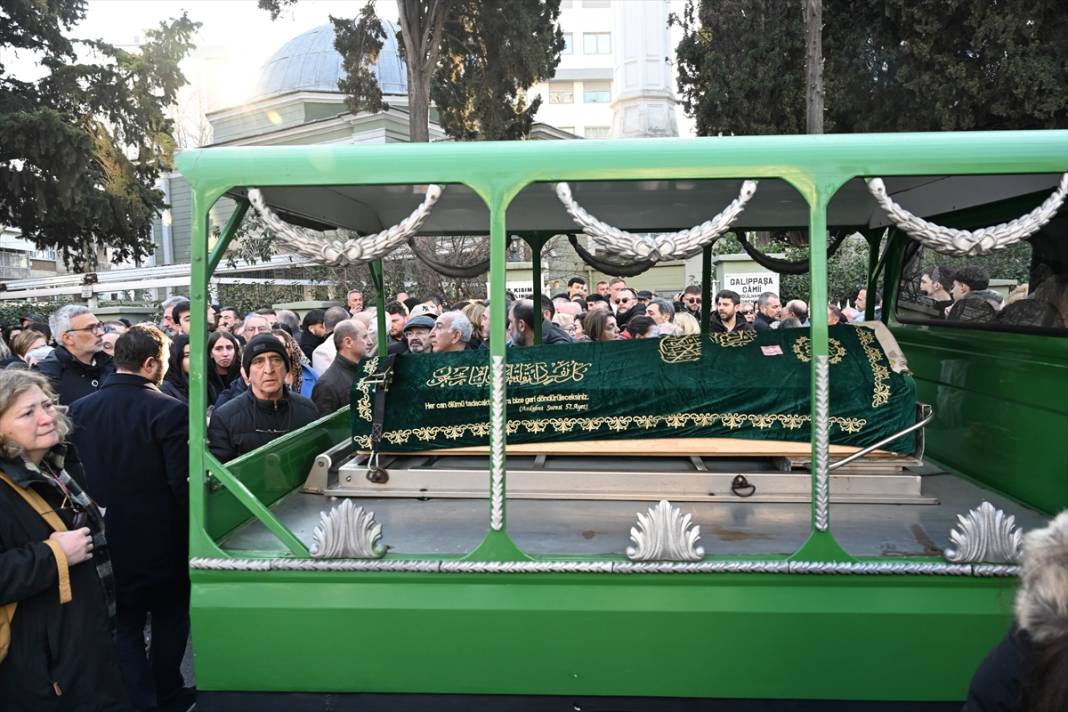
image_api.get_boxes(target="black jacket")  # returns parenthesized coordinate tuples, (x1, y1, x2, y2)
(964, 627, 1032, 711)
(0, 453, 127, 711)
(542, 319, 573, 345)
(311, 353, 360, 416)
(35, 346, 115, 405)
(207, 389, 319, 463)
(158, 377, 188, 404)
(213, 375, 247, 409)
(299, 329, 325, 362)
(753, 312, 775, 331)
(709, 312, 755, 333)
(68, 374, 189, 593)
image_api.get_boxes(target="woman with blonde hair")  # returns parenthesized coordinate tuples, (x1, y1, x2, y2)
(965, 510, 1068, 711)
(11, 329, 49, 367)
(673, 311, 700, 335)
(0, 370, 126, 709)
(462, 301, 487, 349)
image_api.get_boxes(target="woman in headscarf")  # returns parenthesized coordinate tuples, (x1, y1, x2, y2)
(0, 370, 127, 709)
(273, 328, 317, 399)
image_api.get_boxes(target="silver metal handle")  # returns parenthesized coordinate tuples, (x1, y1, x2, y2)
(827, 404, 934, 472)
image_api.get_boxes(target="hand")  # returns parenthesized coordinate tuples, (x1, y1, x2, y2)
(49, 527, 94, 565)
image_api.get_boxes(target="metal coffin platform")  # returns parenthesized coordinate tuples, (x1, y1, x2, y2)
(326, 452, 932, 504)
(310, 407, 934, 504)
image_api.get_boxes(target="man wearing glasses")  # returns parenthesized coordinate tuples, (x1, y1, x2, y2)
(614, 288, 644, 330)
(679, 285, 703, 320)
(36, 304, 114, 405)
(608, 278, 627, 313)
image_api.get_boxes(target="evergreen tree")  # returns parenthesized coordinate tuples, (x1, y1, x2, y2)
(260, 0, 563, 142)
(0, 1, 198, 269)
(430, 0, 564, 140)
(672, 0, 1068, 135)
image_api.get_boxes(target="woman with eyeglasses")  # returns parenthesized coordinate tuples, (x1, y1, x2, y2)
(0, 370, 127, 709)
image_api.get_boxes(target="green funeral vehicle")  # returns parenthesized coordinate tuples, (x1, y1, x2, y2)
(176, 129, 1067, 708)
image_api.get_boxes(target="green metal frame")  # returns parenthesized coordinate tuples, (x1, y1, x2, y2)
(177, 131, 1067, 700)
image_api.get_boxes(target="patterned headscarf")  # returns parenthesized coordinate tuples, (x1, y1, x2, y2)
(273, 328, 306, 393)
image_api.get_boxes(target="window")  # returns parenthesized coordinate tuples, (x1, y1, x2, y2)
(548, 82, 574, 104)
(897, 238, 1067, 333)
(583, 80, 611, 103)
(561, 33, 572, 55)
(584, 126, 610, 139)
(583, 32, 611, 55)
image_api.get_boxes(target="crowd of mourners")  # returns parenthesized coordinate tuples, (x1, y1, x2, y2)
(0, 266, 1063, 710)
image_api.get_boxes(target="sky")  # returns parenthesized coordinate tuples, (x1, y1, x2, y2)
(77, 0, 388, 116)
(5, 0, 694, 144)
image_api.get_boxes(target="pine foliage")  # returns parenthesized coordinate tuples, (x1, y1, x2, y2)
(0, 1, 198, 269)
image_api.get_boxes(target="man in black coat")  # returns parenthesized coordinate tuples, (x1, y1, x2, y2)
(35, 304, 115, 405)
(752, 291, 782, 331)
(208, 333, 319, 462)
(299, 308, 326, 361)
(708, 289, 755, 333)
(68, 324, 192, 712)
(311, 319, 369, 416)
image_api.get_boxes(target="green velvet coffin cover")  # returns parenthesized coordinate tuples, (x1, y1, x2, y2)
(351, 324, 917, 454)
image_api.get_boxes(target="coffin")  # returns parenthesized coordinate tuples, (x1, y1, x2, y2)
(350, 323, 917, 455)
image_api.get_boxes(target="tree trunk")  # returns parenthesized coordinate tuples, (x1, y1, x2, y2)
(803, 0, 824, 134)
(408, 70, 431, 143)
(398, 0, 445, 143)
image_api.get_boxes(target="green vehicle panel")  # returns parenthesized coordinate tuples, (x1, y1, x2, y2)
(176, 130, 1067, 702)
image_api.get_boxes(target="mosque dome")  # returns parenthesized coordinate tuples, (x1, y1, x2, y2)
(251, 21, 408, 101)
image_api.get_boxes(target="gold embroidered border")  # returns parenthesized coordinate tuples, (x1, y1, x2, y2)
(354, 358, 379, 423)
(857, 328, 891, 408)
(365, 410, 867, 447)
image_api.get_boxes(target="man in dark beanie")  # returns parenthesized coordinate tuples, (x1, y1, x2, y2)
(207, 333, 319, 462)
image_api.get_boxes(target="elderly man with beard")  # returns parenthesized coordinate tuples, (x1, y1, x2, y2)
(68, 325, 194, 711)
(709, 290, 754, 333)
(394, 314, 435, 354)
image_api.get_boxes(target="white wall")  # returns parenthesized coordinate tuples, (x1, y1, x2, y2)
(529, 0, 696, 138)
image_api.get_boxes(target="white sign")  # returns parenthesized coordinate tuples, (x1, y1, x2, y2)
(486, 281, 541, 300)
(724, 272, 779, 301)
